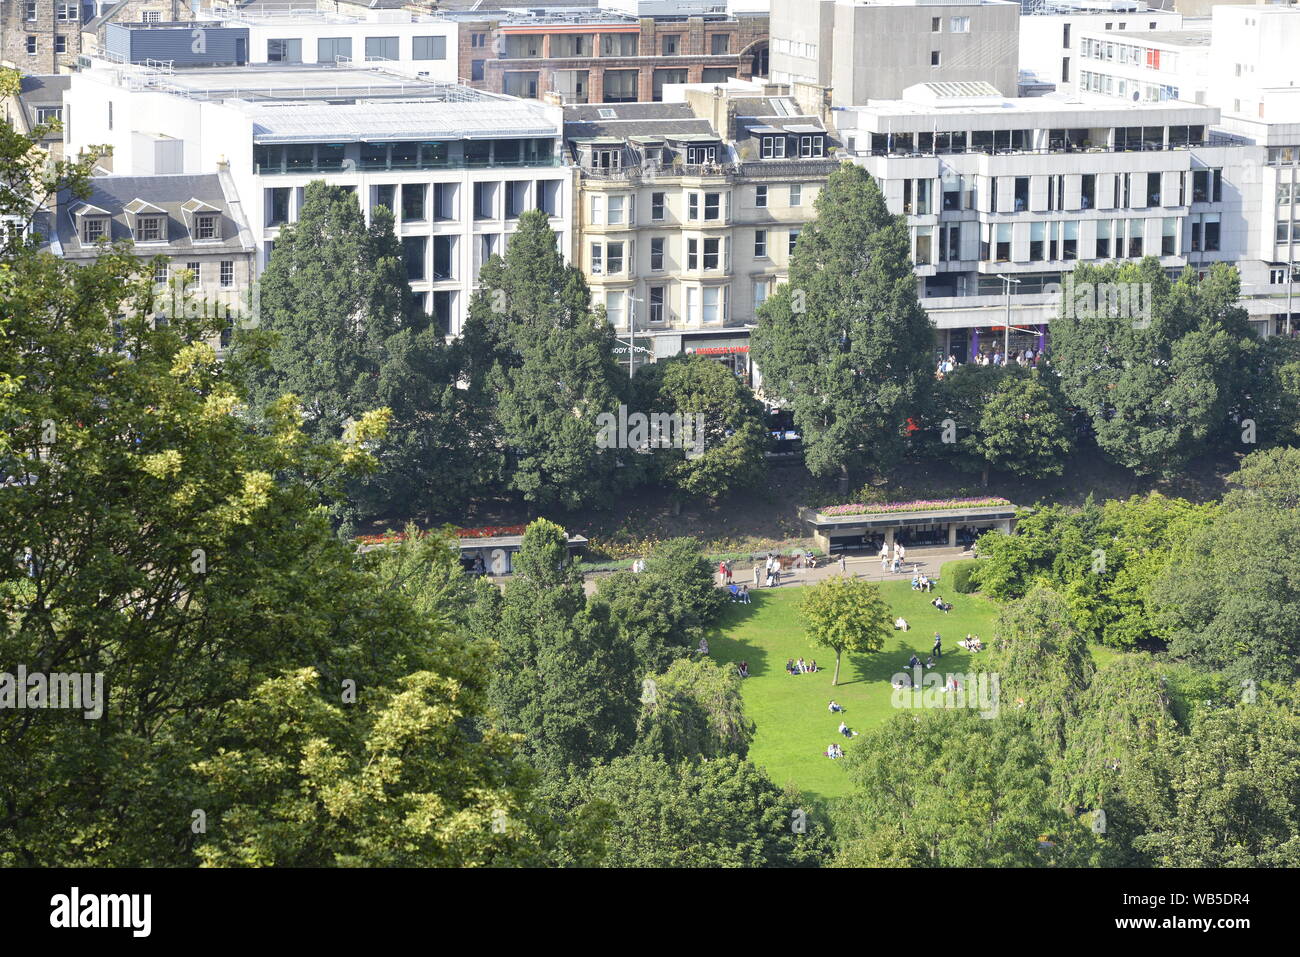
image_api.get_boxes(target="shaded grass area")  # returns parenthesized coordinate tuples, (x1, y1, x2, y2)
(708, 567, 1116, 805)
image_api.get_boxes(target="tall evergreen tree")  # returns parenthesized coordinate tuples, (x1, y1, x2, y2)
(750, 163, 934, 489)
(462, 210, 627, 511)
(480, 519, 639, 778)
(236, 180, 471, 519)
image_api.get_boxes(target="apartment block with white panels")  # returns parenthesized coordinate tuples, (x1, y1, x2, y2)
(837, 82, 1282, 354)
(566, 88, 837, 378)
(1017, 2, 1184, 92)
(62, 59, 570, 337)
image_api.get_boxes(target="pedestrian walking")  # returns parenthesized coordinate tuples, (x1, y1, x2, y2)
(753, 563, 761, 587)
(933, 633, 942, 659)
(839, 553, 846, 575)
(724, 560, 733, 584)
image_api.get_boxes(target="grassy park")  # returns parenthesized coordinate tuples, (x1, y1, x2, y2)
(707, 563, 1116, 804)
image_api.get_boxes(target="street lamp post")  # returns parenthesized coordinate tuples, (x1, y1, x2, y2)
(996, 273, 1022, 360)
(1287, 261, 1297, 337)
(626, 294, 644, 378)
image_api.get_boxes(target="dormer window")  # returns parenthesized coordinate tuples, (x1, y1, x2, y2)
(136, 216, 164, 241)
(761, 135, 786, 159)
(798, 135, 825, 158)
(591, 148, 621, 170)
(195, 214, 218, 240)
(182, 197, 222, 241)
(81, 217, 107, 243)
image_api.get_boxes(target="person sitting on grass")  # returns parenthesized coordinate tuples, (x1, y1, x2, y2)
(739, 584, 751, 604)
(828, 700, 843, 712)
(728, 583, 740, 601)
(786, 658, 796, 675)
(895, 616, 909, 631)
(737, 661, 749, 679)
(932, 596, 953, 613)
(807, 659, 818, 673)
(839, 722, 858, 738)
(908, 653, 921, 669)
(925, 655, 936, 669)
(892, 673, 912, 690)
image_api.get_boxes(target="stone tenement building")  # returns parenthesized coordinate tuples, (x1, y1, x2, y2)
(1, 0, 193, 74)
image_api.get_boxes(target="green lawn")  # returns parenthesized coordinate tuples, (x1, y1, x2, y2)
(707, 565, 1111, 805)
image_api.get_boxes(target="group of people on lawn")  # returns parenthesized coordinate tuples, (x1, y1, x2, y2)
(787, 657, 818, 675)
(825, 700, 857, 758)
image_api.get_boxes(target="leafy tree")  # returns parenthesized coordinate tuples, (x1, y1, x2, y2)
(1055, 656, 1180, 866)
(635, 657, 755, 763)
(593, 536, 726, 675)
(1224, 444, 1300, 510)
(750, 164, 934, 490)
(632, 355, 767, 503)
(358, 523, 477, 630)
(462, 210, 627, 511)
(835, 710, 1097, 867)
(929, 365, 1071, 483)
(800, 576, 893, 685)
(1048, 259, 1261, 476)
(972, 502, 1099, 602)
(976, 585, 1095, 758)
(480, 519, 638, 778)
(552, 755, 829, 868)
(236, 180, 471, 519)
(1133, 692, 1300, 867)
(1154, 492, 1300, 683)
(975, 372, 1073, 481)
(0, 139, 546, 864)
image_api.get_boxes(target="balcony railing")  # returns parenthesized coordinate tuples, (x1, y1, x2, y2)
(856, 137, 1242, 160)
(577, 161, 736, 182)
(255, 156, 565, 175)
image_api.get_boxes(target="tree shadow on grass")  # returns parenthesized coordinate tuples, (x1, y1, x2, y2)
(836, 635, 976, 687)
(706, 590, 772, 678)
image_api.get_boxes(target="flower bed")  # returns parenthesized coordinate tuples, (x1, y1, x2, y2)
(818, 497, 1012, 517)
(355, 524, 528, 546)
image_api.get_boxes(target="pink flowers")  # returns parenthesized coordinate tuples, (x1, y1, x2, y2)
(820, 497, 1012, 517)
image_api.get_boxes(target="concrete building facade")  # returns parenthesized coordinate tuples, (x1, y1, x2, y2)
(770, 0, 1021, 106)
(62, 58, 572, 337)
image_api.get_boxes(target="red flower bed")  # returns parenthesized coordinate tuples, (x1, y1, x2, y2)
(355, 524, 528, 546)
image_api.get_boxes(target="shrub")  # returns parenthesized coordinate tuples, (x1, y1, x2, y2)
(948, 559, 981, 594)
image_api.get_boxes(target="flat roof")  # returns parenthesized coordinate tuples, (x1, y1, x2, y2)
(243, 98, 559, 143)
(843, 91, 1218, 127)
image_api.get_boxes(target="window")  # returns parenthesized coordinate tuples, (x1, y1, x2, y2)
(1192, 168, 1222, 203)
(605, 291, 625, 330)
(153, 261, 169, 285)
(1094, 220, 1111, 259)
(703, 193, 721, 221)
(195, 214, 218, 240)
(693, 286, 720, 325)
(220, 261, 234, 288)
(996, 223, 1011, 262)
(319, 37, 352, 62)
(26, 36, 37, 55)
(1081, 173, 1096, 210)
(402, 184, 426, 222)
(1014, 177, 1029, 211)
(755, 185, 768, 208)
(603, 241, 625, 274)
(649, 286, 666, 323)
(81, 217, 107, 243)
(471, 60, 485, 82)
(365, 37, 399, 61)
(940, 223, 961, 262)
(702, 238, 720, 270)
(607, 195, 626, 226)
(687, 193, 700, 221)
(34, 106, 62, 125)
(1146, 171, 1161, 208)
(267, 187, 290, 226)
(185, 262, 201, 287)
(267, 39, 302, 64)
(1128, 219, 1143, 258)
(754, 230, 768, 258)
(789, 185, 802, 206)
(474, 182, 494, 220)
(1063, 221, 1078, 260)
(142, 10, 161, 23)
(1162, 217, 1177, 256)
(471, 33, 487, 48)
(433, 236, 454, 280)
(650, 192, 665, 221)
(403, 236, 426, 281)
(1031, 222, 1046, 262)
(710, 34, 730, 55)
(754, 279, 770, 311)
(136, 216, 164, 242)
(761, 135, 786, 159)
(932, 17, 942, 32)
(1203, 214, 1220, 251)
(413, 36, 446, 60)
(650, 237, 665, 271)
(55, 35, 66, 54)
(914, 226, 933, 265)
(930, 51, 941, 67)
(662, 34, 680, 55)
(25, 2, 35, 20)
(788, 229, 801, 256)
(950, 17, 970, 33)
(798, 136, 823, 158)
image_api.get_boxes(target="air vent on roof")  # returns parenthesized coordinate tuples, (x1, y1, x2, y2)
(598, 108, 617, 119)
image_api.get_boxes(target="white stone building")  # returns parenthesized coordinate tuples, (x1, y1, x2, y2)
(62, 57, 570, 336)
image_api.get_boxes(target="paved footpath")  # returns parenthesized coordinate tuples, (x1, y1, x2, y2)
(577, 545, 972, 596)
